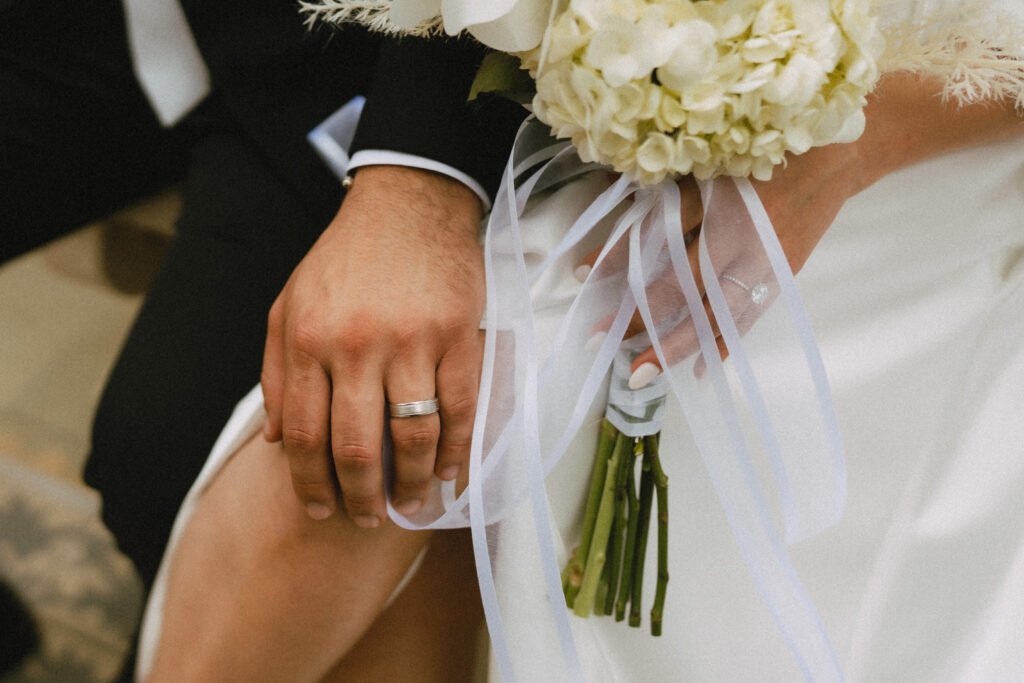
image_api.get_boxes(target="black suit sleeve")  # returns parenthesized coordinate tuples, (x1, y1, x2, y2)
(349, 35, 528, 200)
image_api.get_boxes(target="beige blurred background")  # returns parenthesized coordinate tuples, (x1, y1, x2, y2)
(1, 190, 179, 682)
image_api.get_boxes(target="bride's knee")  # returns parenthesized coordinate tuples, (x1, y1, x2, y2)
(192, 436, 430, 595)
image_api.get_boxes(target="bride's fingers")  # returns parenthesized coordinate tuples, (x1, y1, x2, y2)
(693, 309, 764, 379)
(628, 294, 719, 386)
(574, 186, 704, 282)
(628, 273, 767, 387)
(587, 250, 698, 343)
(575, 228, 631, 282)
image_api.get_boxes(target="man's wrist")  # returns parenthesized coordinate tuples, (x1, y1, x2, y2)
(346, 165, 484, 235)
(347, 150, 492, 211)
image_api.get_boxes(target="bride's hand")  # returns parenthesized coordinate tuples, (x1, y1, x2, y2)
(261, 165, 484, 526)
(577, 142, 860, 383)
(581, 72, 1024, 384)
(637, 141, 860, 381)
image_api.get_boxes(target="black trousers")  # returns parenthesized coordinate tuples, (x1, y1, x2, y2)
(1, 0, 361, 592)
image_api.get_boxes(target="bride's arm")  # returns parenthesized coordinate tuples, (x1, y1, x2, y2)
(764, 71, 1024, 276)
(622, 72, 1024, 378)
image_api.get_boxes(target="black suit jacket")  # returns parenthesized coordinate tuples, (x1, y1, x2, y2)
(177, 0, 525, 201)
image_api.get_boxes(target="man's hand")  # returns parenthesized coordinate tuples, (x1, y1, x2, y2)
(261, 166, 485, 526)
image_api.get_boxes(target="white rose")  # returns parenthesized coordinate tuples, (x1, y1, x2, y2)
(657, 20, 718, 91)
(762, 52, 827, 107)
(527, 0, 880, 183)
(830, 107, 866, 144)
(656, 94, 688, 131)
(750, 154, 776, 180)
(584, 15, 658, 86)
(711, 0, 758, 40)
(779, 125, 812, 154)
(679, 135, 713, 165)
(571, 0, 643, 27)
(752, 0, 785, 37)
(741, 36, 787, 63)
(543, 17, 594, 65)
(729, 61, 777, 93)
(636, 132, 677, 175)
(686, 103, 729, 136)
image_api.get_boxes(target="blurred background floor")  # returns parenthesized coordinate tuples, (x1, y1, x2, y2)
(1, 191, 178, 682)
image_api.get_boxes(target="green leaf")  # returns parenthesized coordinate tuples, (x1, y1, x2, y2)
(468, 51, 536, 104)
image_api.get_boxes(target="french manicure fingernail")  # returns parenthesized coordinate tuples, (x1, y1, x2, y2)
(628, 363, 661, 390)
(394, 499, 424, 516)
(354, 515, 381, 529)
(440, 465, 460, 481)
(573, 265, 592, 283)
(306, 502, 332, 520)
(584, 331, 607, 355)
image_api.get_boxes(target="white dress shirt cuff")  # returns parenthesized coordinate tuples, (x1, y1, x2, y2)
(347, 150, 492, 211)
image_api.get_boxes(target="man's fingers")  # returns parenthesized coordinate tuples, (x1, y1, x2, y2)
(434, 334, 483, 483)
(385, 355, 441, 518)
(260, 299, 286, 443)
(330, 357, 388, 528)
(281, 345, 336, 520)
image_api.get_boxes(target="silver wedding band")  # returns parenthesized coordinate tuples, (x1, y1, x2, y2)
(388, 398, 440, 418)
(721, 274, 770, 306)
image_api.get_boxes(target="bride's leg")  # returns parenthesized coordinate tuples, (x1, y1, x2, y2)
(319, 526, 485, 683)
(147, 434, 433, 683)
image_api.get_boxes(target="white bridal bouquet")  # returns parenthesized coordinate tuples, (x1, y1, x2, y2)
(519, 0, 884, 183)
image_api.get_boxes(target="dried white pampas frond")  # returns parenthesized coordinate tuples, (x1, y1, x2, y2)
(878, 2, 1024, 110)
(299, 1, 444, 37)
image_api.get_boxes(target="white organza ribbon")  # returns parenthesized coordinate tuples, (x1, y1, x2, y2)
(387, 118, 846, 682)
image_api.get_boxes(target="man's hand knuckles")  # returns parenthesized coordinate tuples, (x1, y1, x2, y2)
(437, 436, 473, 460)
(328, 313, 389, 355)
(391, 425, 439, 451)
(332, 442, 377, 470)
(288, 319, 333, 359)
(338, 490, 379, 510)
(289, 476, 330, 497)
(440, 393, 477, 422)
(282, 425, 326, 452)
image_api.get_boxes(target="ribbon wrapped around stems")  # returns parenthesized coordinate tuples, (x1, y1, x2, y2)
(384, 117, 847, 682)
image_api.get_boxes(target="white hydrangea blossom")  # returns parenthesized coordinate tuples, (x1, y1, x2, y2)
(519, 0, 885, 184)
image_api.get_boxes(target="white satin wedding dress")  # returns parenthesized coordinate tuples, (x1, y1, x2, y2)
(482, 133, 1024, 683)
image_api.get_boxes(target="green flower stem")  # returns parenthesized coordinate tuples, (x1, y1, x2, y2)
(573, 431, 628, 617)
(565, 419, 618, 606)
(594, 558, 610, 617)
(629, 448, 656, 627)
(615, 437, 643, 621)
(648, 434, 669, 637)
(603, 435, 635, 615)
